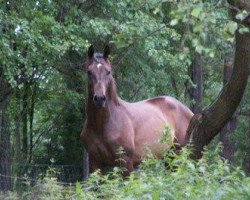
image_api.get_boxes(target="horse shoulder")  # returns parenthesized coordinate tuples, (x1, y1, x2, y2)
(106, 109, 135, 151)
(80, 120, 102, 149)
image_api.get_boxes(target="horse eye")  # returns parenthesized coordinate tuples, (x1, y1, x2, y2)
(107, 71, 111, 75)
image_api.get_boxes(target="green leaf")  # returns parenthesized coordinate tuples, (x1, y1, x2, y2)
(153, 7, 160, 15)
(195, 45, 203, 54)
(236, 10, 248, 21)
(209, 51, 215, 58)
(239, 27, 249, 34)
(193, 23, 203, 33)
(170, 19, 178, 26)
(227, 21, 238, 35)
(191, 7, 202, 18)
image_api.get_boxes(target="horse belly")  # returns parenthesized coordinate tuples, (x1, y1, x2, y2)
(133, 110, 174, 160)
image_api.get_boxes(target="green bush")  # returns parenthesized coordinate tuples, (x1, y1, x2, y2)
(2, 144, 250, 200)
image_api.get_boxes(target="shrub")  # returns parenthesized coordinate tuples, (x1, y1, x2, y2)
(1, 144, 250, 200)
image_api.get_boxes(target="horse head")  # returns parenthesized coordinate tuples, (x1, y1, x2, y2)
(85, 45, 114, 108)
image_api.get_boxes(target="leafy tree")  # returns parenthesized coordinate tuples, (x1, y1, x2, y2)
(0, 0, 249, 193)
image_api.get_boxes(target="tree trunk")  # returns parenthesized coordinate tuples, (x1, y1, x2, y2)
(219, 55, 237, 163)
(187, 26, 250, 159)
(28, 83, 36, 163)
(83, 148, 89, 180)
(12, 89, 22, 190)
(0, 76, 12, 192)
(21, 81, 29, 160)
(170, 76, 179, 98)
(188, 53, 203, 113)
(219, 115, 237, 163)
(14, 90, 21, 161)
(242, 109, 250, 174)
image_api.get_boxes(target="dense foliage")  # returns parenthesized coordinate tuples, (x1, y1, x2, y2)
(0, 0, 249, 197)
(2, 146, 250, 199)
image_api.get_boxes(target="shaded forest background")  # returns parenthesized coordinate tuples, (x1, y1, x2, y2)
(0, 0, 250, 192)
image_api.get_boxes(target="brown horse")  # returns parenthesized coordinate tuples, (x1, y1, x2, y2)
(81, 45, 193, 175)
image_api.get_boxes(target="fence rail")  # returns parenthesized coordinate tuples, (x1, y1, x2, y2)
(0, 162, 84, 192)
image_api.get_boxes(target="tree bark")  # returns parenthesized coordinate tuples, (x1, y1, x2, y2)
(14, 90, 21, 161)
(187, 24, 250, 159)
(21, 81, 29, 160)
(170, 76, 179, 98)
(28, 83, 36, 163)
(219, 55, 237, 163)
(83, 148, 89, 180)
(242, 107, 250, 174)
(0, 76, 12, 191)
(219, 114, 237, 162)
(187, 53, 203, 113)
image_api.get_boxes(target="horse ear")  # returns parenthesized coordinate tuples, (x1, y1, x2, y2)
(88, 45, 95, 59)
(103, 45, 110, 60)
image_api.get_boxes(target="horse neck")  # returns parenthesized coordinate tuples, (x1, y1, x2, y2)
(86, 80, 120, 128)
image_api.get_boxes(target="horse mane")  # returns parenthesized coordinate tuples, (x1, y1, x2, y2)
(108, 76, 120, 106)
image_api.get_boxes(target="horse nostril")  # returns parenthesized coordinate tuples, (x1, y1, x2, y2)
(93, 95, 106, 104)
(94, 95, 98, 102)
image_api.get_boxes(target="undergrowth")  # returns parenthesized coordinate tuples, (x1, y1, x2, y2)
(1, 145, 250, 200)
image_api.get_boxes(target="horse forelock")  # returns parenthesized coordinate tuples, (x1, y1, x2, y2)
(86, 52, 111, 68)
(93, 53, 104, 62)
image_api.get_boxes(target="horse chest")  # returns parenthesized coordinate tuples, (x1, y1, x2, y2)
(85, 131, 121, 165)
(82, 115, 135, 167)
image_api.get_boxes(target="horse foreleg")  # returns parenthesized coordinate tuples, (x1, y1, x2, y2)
(120, 155, 134, 177)
(89, 155, 103, 174)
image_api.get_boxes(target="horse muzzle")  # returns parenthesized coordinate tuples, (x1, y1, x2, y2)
(93, 95, 106, 108)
